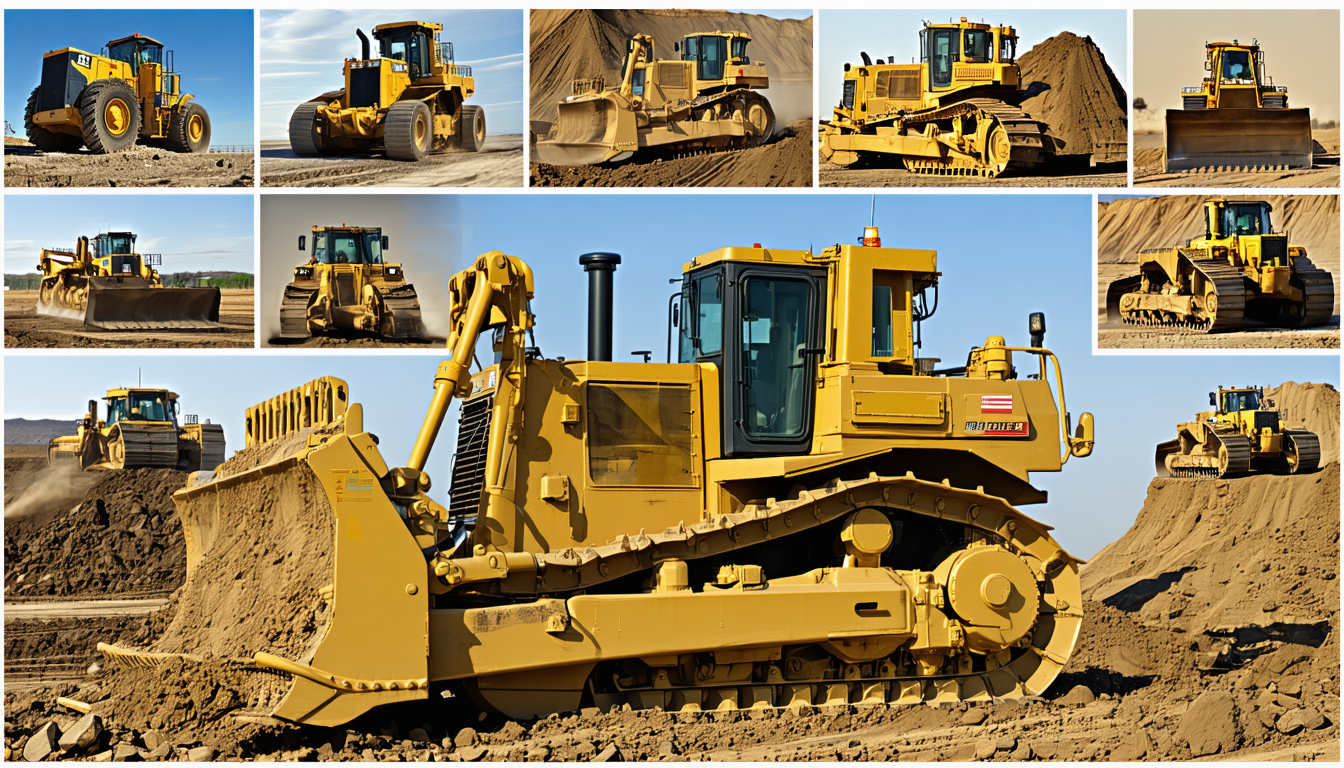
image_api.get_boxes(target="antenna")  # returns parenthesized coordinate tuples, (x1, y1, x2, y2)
(138, 367, 142, 387)
(870, 195, 876, 227)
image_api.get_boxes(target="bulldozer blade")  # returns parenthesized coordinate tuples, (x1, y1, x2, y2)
(534, 99, 629, 166)
(1165, 108, 1313, 172)
(85, 279, 222, 330)
(1154, 438, 1179, 477)
(1104, 274, 1143, 324)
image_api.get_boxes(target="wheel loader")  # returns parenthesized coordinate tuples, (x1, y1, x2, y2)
(47, 387, 225, 472)
(819, 19, 1056, 177)
(1105, 199, 1334, 332)
(277, 225, 425, 340)
(533, 31, 776, 166)
(36, 232, 222, 330)
(100, 223, 1096, 726)
(288, 22, 486, 161)
(1165, 40, 1312, 172)
(25, 33, 210, 154)
(1156, 386, 1319, 478)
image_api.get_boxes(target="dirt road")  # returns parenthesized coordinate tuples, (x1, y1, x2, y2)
(259, 137, 524, 187)
(821, 159, 1125, 188)
(3, 145, 252, 188)
(1134, 129, 1341, 187)
(5, 599, 167, 620)
(4, 289, 254, 349)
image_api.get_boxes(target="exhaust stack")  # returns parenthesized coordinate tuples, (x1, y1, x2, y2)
(579, 252, 620, 361)
(356, 29, 370, 61)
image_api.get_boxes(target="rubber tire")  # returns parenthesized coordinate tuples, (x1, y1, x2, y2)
(458, 104, 486, 152)
(24, 86, 84, 152)
(289, 101, 326, 156)
(384, 100, 433, 161)
(78, 79, 142, 154)
(167, 102, 211, 153)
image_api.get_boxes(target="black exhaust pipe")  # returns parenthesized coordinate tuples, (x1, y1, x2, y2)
(356, 29, 370, 61)
(579, 253, 621, 361)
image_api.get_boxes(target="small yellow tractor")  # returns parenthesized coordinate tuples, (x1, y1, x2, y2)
(48, 387, 225, 472)
(534, 31, 775, 165)
(1105, 199, 1334, 332)
(278, 225, 425, 340)
(1165, 40, 1312, 171)
(25, 33, 210, 154)
(1156, 385, 1320, 478)
(819, 18, 1055, 177)
(37, 231, 222, 330)
(289, 22, 485, 161)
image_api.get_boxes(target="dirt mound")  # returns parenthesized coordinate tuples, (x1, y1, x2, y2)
(1017, 32, 1128, 158)
(529, 9, 812, 123)
(4, 148, 252, 188)
(1264, 381, 1340, 464)
(531, 119, 812, 187)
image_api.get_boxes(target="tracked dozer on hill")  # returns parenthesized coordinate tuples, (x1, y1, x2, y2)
(1105, 199, 1334, 332)
(36, 232, 222, 330)
(1165, 40, 1312, 172)
(277, 225, 425, 340)
(25, 33, 210, 154)
(534, 31, 775, 165)
(289, 22, 485, 161)
(101, 222, 1095, 725)
(819, 19, 1056, 177)
(48, 387, 225, 472)
(1156, 386, 1319, 478)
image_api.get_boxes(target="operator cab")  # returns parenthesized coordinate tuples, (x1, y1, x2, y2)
(105, 389, 177, 426)
(680, 33, 750, 81)
(105, 34, 163, 76)
(374, 23, 437, 80)
(920, 21, 1016, 90)
(1220, 202, 1272, 237)
(1218, 388, 1262, 413)
(305, 228, 389, 265)
(92, 232, 137, 257)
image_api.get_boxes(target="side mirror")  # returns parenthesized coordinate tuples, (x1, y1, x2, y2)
(1209, 392, 1217, 406)
(382, 236, 390, 250)
(298, 235, 306, 251)
(672, 302, 680, 327)
(1069, 412, 1095, 458)
(844, 62, 851, 73)
(1029, 312, 1046, 347)
(674, 42, 679, 52)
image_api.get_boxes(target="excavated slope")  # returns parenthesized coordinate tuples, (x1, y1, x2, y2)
(1017, 31, 1128, 158)
(1264, 381, 1340, 465)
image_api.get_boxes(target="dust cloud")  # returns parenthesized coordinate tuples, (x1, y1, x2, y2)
(765, 80, 812, 133)
(5, 461, 101, 524)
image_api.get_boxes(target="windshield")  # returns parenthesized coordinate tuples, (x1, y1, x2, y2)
(999, 35, 1016, 63)
(1220, 50, 1252, 80)
(926, 28, 958, 89)
(1222, 390, 1261, 412)
(686, 36, 726, 80)
(361, 233, 384, 264)
(108, 392, 172, 424)
(379, 29, 429, 78)
(98, 234, 135, 255)
(740, 276, 811, 439)
(963, 30, 992, 63)
(107, 40, 161, 75)
(730, 36, 749, 63)
(631, 67, 645, 96)
(1223, 204, 1271, 236)
(678, 270, 723, 362)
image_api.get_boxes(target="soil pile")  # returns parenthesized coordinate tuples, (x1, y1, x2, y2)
(1264, 381, 1340, 465)
(1017, 32, 1128, 159)
(4, 148, 253, 188)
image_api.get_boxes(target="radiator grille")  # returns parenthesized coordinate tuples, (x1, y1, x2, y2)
(659, 63, 686, 88)
(448, 394, 494, 519)
(891, 71, 920, 100)
(1219, 89, 1257, 109)
(333, 272, 356, 305)
(348, 68, 381, 109)
(1182, 95, 1208, 109)
(1254, 411, 1279, 431)
(109, 256, 139, 275)
(39, 52, 86, 112)
(1261, 236, 1288, 265)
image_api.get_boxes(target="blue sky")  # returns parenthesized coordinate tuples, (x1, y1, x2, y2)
(4, 195, 254, 275)
(259, 10, 523, 139)
(10, 194, 1339, 559)
(4, 10, 255, 147)
(819, 10, 1129, 119)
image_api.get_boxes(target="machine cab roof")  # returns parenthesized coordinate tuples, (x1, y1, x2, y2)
(103, 387, 179, 426)
(105, 34, 163, 75)
(372, 21, 444, 80)
(309, 226, 387, 265)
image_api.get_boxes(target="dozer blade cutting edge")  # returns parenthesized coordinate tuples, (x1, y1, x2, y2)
(1165, 108, 1313, 172)
(534, 98, 635, 166)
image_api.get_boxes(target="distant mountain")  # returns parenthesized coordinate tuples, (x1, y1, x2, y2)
(5, 418, 77, 445)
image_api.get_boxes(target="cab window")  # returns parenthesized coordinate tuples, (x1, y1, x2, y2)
(126, 392, 171, 423)
(963, 31, 992, 63)
(1223, 205, 1270, 236)
(631, 67, 646, 96)
(999, 35, 1016, 63)
(1221, 50, 1252, 80)
(362, 234, 384, 264)
(740, 276, 811, 439)
(730, 37, 749, 63)
(926, 29, 958, 89)
(328, 234, 360, 264)
(679, 271, 723, 361)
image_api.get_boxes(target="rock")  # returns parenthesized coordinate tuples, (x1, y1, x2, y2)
(24, 722, 62, 762)
(995, 735, 1016, 752)
(58, 714, 104, 754)
(141, 731, 164, 751)
(458, 745, 488, 762)
(1176, 691, 1240, 757)
(440, 735, 455, 750)
(527, 746, 550, 761)
(187, 745, 216, 762)
(498, 721, 527, 741)
(1110, 732, 1150, 761)
(579, 707, 602, 720)
(316, 743, 335, 760)
(1277, 708, 1326, 735)
(1010, 743, 1033, 760)
(974, 740, 997, 759)
(594, 744, 622, 762)
(961, 710, 987, 726)
(1280, 679, 1303, 698)
(112, 743, 141, 761)
(574, 741, 596, 757)
(408, 729, 431, 743)
(146, 744, 172, 760)
(92, 750, 114, 762)
(658, 740, 677, 757)
(1057, 685, 1096, 706)
(456, 728, 479, 747)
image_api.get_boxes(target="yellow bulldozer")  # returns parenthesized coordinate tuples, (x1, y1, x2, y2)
(48, 386, 225, 472)
(1165, 40, 1312, 172)
(37, 231, 222, 330)
(277, 225, 425, 340)
(1156, 386, 1320, 478)
(289, 21, 485, 161)
(24, 33, 210, 154)
(1105, 199, 1334, 332)
(100, 220, 1096, 725)
(534, 31, 775, 165)
(819, 19, 1055, 177)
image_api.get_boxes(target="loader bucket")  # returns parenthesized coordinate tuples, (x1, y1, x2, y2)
(84, 277, 223, 330)
(99, 379, 430, 727)
(1165, 108, 1313, 171)
(534, 97, 634, 166)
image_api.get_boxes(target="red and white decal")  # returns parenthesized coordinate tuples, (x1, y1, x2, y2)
(980, 394, 1013, 413)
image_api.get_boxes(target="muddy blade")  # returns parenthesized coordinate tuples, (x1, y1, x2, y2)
(534, 99, 623, 166)
(85, 280, 222, 330)
(1165, 108, 1313, 171)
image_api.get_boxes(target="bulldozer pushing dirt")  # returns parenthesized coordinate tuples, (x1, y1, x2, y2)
(1156, 385, 1320, 478)
(288, 21, 486, 161)
(819, 19, 1056, 177)
(277, 225, 425, 340)
(48, 386, 225, 472)
(534, 31, 776, 165)
(100, 221, 1095, 726)
(1105, 199, 1334, 332)
(36, 231, 222, 330)
(24, 33, 210, 154)
(1165, 40, 1313, 172)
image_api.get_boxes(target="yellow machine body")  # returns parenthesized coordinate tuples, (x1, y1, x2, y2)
(289, 22, 486, 160)
(1156, 386, 1320, 478)
(47, 386, 226, 473)
(1164, 41, 1312, 171)
(534, 31, 775, 166)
